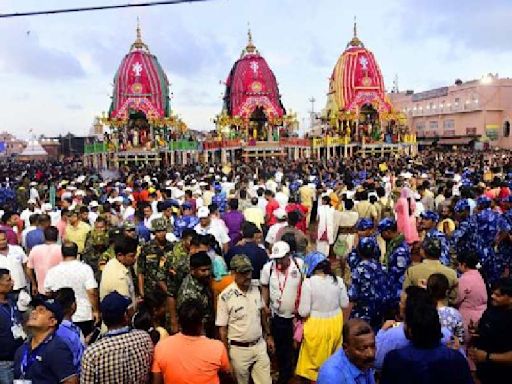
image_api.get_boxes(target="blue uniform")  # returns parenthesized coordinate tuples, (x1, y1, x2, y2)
(385, 235, 411, 304)
(347, 236, 381, 271)
(425, 228, 450, 266)
(497, 210, 512, 271)
(212, 191, 227, 213)
(173, 215, 199, 239)
(450, 217, 477, 260)
(349, 259, 389, 328)
(475, 208, 506, 284)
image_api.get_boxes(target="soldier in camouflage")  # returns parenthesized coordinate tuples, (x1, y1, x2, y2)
(177, 251, 214, 337)
(137, 217, 174, 297)
(81, 229, 109, 283)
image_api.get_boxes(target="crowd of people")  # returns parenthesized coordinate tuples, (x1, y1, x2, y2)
(0, 149, 511, 384)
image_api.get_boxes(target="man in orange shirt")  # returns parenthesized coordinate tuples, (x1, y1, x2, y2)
(151, 299, 231, 384)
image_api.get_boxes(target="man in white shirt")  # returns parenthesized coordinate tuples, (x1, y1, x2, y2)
(275, 186, 289, 209)
(20, 199, 41, 229)
(21, 213, 39, 250)
(260, 241, 303, 384)
(265, 209, 288, 248)
(194, 207, 230, 254)
(88, 201, 100, 225)
(0, 231, 28, 292)
(45, 240, 99, 337)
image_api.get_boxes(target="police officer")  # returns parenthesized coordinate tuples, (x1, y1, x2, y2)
(216, 255, 273, 384)
(347, 218, 381, 271)
(450, 199, 477, 263)
(378, 218, 411, 306)
(212, 183, 227, 214)
(419, 211, 450, 266)
(173, 201, 199, 239)
(137, 217, 174, 297)
(348, 237, 389, 328)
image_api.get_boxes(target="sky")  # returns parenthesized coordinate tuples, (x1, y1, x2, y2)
(1, 0, 512, 139)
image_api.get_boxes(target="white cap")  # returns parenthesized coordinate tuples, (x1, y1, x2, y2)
(27, 198, 36, 205)
(114, 196, 124, 203)
(89, 201, 99, 208)
(273, 208, 287, 220)
(197, 206, 210, 218)
(198, 182, 208, 187)
(29, 182, 37, 186)
(269, 241, 291, 259)
(75, 190, 86, 196)
(222, 176, 227, 182)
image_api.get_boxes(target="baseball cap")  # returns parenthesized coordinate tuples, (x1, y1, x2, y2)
(197, 206, 210, 219)
(151, 217, 167, 232)
(100, 291, 132, 319)
(454, 199, 470, 213)
(230, 254, 254, 273)
(31, 295, 64, 324)
(477, 195, 492, 207)
(304, 251, 327, 278)
(269, 241, 291, 259)
(377, 217, 396, 232)
(420, 211, 440, 222)
(356, 218, 374, 231)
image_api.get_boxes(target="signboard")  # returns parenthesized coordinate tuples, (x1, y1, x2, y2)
(485, 124, 499, 141)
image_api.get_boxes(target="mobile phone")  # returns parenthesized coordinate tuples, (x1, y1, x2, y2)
(88, 327, 101, 344)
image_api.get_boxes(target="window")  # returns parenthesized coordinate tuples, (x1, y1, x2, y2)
(429, 121, 438, 130)
(504, 121, 510, 137)
(416, 122, 425, 130)
(466, 127, 477, 135)
(443, 120, 455, 129)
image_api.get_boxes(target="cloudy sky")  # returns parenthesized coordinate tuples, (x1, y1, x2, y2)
(1, 0, 511, 138)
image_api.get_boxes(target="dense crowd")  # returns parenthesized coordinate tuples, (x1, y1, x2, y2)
(0, 149, 512, 384)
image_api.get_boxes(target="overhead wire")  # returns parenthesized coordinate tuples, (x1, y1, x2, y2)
(0, 0, 218, 18)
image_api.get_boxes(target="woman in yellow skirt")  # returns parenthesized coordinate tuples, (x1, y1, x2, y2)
(295, 251, 349, 382)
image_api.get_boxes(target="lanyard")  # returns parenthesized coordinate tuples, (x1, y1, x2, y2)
(273, 263, 290, 310)
(20, 334, 53, 377)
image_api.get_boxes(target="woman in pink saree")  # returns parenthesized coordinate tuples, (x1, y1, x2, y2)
(394, 187, 419, 243)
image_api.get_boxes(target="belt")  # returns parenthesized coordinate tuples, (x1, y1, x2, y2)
(229, 338, 261, 347)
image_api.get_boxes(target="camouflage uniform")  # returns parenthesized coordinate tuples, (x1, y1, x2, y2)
(165, 241, 190, 298)
(349, 258, 389, 328)
(138, 218, 174, 295)
(177, 274, 214, 336)
(475, 208, 509, 284)
(81, 230, 109, 283)
(384, 234, 410, 305)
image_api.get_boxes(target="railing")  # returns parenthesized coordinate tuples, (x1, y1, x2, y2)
(168, 140, 199, 151)
(84, 143, 107, 154)
(279, 138, 311, 147)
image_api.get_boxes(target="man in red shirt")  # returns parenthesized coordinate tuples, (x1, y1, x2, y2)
(265, 190, 280, 227)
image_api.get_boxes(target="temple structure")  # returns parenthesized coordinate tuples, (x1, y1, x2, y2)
(320, 22, 416, 158)
(84, 21, 191, 168)
(213, 31, 305, 161)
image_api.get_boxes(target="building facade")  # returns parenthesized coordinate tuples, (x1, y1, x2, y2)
(0, 132, 26, 157)
(388, 75, 512, 148)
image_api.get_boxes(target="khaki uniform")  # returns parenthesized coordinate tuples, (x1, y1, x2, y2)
(216, 282, 271, 384)
(403, 259, 458, 303)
